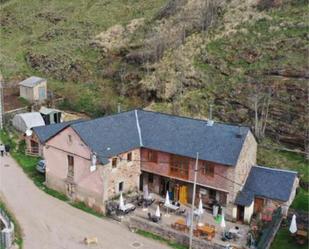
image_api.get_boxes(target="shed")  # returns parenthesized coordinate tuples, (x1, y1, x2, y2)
(19, 76, 47, 102)
(39, 107, 62, 125)
(12, 112, 45, 133)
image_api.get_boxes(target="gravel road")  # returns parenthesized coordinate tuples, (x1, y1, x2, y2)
(0, 154, 169, 249)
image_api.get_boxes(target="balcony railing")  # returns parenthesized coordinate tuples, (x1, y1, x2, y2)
(169, 167, 189, 180)
(25, 147, 40, 156)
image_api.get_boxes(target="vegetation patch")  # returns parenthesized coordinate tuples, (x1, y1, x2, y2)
(0, 198, 23, 248)
(291, 188, 309, 212)
(136, 230, 187, 249)
(257, 144, 309, 183)
(270, 227, 308, 249)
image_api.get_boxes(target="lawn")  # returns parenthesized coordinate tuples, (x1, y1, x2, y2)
(271, 227, 308, 249)
(257, 145, 309, 183)
(291, 188, 309, 212)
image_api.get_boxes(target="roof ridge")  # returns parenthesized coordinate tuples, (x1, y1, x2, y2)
(71, 109, 138, 128)
(135, 110, 143, 146)
(254, 165, 298, 174)
(139, 109, 250, 129)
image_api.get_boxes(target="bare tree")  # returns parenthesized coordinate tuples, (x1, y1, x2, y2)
(249, 81, 272, 139)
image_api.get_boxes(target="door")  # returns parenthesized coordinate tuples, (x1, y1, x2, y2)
(179, 185, 188, 204)
(38, 86, 46, 100)
(254, 197, 264, 213)
(237, 205, 245, 222)
(30, 140, 39, 154)
(66, 183, 75, 197)
(139, 174, 143, 191)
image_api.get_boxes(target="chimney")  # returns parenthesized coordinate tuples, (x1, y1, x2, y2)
(207, 104, 214, 126)
(236, 125, 242, 138)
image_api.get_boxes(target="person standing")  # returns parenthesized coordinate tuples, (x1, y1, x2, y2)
(0, 143, 5, 157)
(4, 144, 10, 155)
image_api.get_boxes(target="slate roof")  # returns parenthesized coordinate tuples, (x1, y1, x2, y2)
(71, 111, 141, 164)
(70, 109, 250, 165)
(19, 76, 46, 87)
(33, 120, 83, 144)
(235, 166, 297, 206)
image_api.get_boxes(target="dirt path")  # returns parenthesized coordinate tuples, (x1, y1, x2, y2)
(0, 154, 169, 249)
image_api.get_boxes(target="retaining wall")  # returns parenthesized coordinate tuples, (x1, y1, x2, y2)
(129, 216, 225, 249)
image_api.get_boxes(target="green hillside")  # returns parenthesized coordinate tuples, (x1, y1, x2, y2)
(0, 0, 308, 152)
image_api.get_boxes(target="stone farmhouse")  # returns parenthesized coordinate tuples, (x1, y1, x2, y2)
(38, 109, 298, 222)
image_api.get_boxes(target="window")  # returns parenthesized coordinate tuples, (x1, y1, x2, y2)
(170, 155, 189, 179)
(112, 158, 117, 168)
(148, 150, 158, 163)
(67, 135, 72, 144)
(67, 155, 74, 179)
(148, 174, 154, 184)
(119, 182, 124, 192)
(202, 162, 214, 177)
(127, 152, 132, 162)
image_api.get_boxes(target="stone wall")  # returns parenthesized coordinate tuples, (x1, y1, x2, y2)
(129, 216, 225, 249)
(0, 208, 14, 249)
(226, 130, 257, 220)
(102, 148, 141, 202)
(3, 106, 29, 127)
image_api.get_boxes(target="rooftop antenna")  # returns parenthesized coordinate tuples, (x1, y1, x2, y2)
(236, 125, 242, 138)
(207, 104, 214, 126)
(209, 104, 213, 120)
(117, 103, 121, 113)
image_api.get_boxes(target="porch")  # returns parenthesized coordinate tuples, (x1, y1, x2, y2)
(141, 172, 229, 212)
(130, 193, 249, 248)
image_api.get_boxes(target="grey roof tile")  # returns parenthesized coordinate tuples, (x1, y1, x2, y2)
(33, 120, 83, 144)
(19, 76, 46, 87)
(70, 109, 250, 166)
(235, 166, 297, 206)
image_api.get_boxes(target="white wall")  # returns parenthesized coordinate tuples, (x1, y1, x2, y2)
(244, 201, 254, 223)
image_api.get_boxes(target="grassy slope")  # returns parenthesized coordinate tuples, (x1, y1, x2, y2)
(0, 0, 166, 115)
(0, 0, 165, 78)
(257, 146, 309, 183)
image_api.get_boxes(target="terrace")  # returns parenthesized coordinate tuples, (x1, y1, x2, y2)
(121, 193, 250, 249)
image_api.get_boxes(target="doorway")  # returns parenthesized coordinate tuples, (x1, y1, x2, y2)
(237, 205, 245, 222)
(254, 197, 264, 213)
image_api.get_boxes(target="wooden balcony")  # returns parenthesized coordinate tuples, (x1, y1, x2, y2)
(25, 147, 40, 156)
(169, 167, 189, 180)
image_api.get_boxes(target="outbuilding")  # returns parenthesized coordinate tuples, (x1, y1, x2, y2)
(39, 107, 62, 125)
(19, 76, 47, 102)
(12, 112, 45, 133)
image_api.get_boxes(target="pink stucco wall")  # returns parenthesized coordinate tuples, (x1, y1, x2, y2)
(44, 127, 104, 196)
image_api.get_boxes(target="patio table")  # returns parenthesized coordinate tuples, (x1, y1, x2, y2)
(197, 225, 215, 237)
(120, 203, 135, 212)
(173, 218, 188, 232)
(175, 218, 186, 225)
(164, 203, 180, 211)
(296, 230, 308, 237)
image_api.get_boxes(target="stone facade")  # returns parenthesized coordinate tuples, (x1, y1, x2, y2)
(228, 131, 257, 220)
(101, 148, 141, 202)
